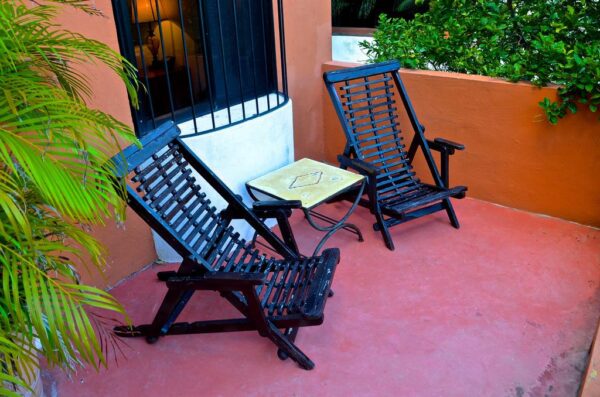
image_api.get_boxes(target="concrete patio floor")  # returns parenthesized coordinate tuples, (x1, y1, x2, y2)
(45, 198, 600, 396)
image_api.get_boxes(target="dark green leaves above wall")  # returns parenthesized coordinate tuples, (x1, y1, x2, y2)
(362, 0, 600, 124)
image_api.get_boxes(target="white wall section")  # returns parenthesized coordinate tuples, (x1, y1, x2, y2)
(332, 34, 372, 64)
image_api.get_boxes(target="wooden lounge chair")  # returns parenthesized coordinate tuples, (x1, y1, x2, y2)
(324, 60, 467, 250)
(111, 122, 339, 370)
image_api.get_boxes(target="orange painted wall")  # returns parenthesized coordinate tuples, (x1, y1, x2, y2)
(323, 62, 600, 227)
(56, 1, 157, 288)
(282, 0, 332, 160)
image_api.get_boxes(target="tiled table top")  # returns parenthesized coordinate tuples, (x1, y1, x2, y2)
(247, 158, 364, 209)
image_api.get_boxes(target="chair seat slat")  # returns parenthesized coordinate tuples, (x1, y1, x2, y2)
(211, 232, 240, 271)
(274, 259, 303, 315)
(267, 263, 294, 315)
(221, 241, 246, 272)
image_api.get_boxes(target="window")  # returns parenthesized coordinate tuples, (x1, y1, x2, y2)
(112, 0, 288, 137)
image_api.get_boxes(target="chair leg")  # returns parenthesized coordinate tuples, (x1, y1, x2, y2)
(277, 327, 299, 360)
(238, 287, 314, 369)
(374, 212, 395, 251)
(267, 324, 314, 370)
(443, 198, 460, 229)
(369, 200, 395, 250)
(146, 288, 195, 343)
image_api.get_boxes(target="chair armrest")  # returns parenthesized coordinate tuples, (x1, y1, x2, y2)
(426, 138, 464, 188)
(253, 200, 302, 212)
(338, 155, 377, 176)
(428, 137, 465, 152)
(166, 271, 267, 291)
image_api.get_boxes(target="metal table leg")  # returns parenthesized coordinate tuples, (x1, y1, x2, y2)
(303, 180, 365, 256)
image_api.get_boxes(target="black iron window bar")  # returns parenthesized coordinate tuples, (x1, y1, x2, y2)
(115, 0, 289, 138)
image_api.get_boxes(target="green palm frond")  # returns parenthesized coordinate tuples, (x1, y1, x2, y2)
(0, 0, 139, 392)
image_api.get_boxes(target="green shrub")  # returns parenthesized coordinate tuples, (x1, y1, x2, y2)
(361, 0, 600, 124)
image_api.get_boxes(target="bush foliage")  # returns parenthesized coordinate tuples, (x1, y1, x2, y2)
(362, 0, 600, 123)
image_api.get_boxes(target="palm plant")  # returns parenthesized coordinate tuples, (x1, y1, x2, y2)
(0, 0, 139, 394)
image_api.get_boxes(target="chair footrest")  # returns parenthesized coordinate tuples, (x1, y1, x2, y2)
(261, 248, 340, 319)
(301, 248, 340, 319)
(382, 185, 466, 214)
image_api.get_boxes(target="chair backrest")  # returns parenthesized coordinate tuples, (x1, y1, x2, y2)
(323, 61, 444, 193)
(111, 122, 297, 272)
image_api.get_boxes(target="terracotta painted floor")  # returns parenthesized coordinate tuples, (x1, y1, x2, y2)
(45, 198, 600, 397)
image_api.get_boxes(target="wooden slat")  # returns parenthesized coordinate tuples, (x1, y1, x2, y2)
(146, 169, 193, 201)
(376, 171, 417, 189)
(357, 129, 402, 144)
(344, 92, 394, 107)
(180, 200, 213, 243)
(359, 135, 404, 152)
(136, 152, 184, 190)
(186, 209, 218, 248)
(132, 146, 178, 182)
(377, 177, 419, 196)
(211, 232, 239, 270)
(353, 115, 398, 132)
(338, 75, 392, 90)
(170, 193, 205, 230)
(163, 185, 201, 222)
(362, 146, 408, 163)
(376, 164, 413, 179)
(193, 217, 221, 253)
(343, 99, 396, 115)
(274, 259, 303, 315)
(267, 263, 293, 315)
(152, 179, 197, 213)
(221, 241, 246, 272)
(354, 123, 397, 140)
(139, 159, 187, 200)
(341, 84, 388, 99)
(348, 108, 397, 123)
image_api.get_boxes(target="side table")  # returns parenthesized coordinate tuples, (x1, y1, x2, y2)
(246, 158, 366, 256)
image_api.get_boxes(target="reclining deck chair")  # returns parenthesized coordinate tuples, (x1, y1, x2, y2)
(111, 122, 339, 370)
(324, 60, 467, 250)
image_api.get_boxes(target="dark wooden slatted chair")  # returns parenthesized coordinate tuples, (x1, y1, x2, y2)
(110, 122, 339, 370)
(324, 60, 467, 250)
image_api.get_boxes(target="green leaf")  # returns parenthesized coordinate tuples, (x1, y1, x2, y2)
(0, 0, 134, 389)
